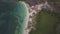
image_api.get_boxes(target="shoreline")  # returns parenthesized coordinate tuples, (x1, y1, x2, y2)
(20, 1, 29, 34)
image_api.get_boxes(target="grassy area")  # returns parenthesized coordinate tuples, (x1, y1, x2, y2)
(29, 9, 59, 34)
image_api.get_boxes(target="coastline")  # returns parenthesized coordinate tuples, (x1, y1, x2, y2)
(19, 1, 29, 34)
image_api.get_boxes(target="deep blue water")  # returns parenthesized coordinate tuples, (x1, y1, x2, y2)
(0, 1, 28, 34)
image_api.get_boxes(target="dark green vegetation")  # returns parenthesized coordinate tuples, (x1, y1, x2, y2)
(30, 9, 60, 34)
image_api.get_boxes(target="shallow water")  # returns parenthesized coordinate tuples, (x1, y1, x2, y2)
(15, 1, 28, 34)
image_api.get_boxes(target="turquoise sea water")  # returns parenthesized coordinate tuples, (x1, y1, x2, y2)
(0, 1, 28, 34)
(14, 1, 28, 34)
